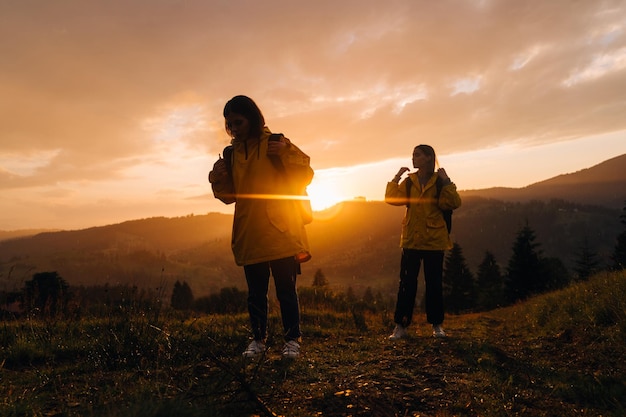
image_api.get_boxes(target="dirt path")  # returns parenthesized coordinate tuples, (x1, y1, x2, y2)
(211, 314, 623, 416)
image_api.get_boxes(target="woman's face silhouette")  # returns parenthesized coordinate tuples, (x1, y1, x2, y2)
(225, 112, 250, 141)
(412, 147, 432, 170)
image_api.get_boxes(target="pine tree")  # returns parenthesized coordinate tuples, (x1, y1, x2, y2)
(611, 202, 626, 270)
(170, 280, 194, 310)
(363, 286, 375, 304)
(475, 251, 504, 311)
(215, 287, 246, 314)
(443, 242, 475, 314)
(346, 286, 356, 304)
(505, 223, 544, 303)
(540, 257, 570, 290)
(572, 236, 602, 281)
(312, 269, 328, 287)
(23, 271, 70, 316)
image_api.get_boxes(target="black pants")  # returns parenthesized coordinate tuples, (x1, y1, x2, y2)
(244, 256, 301, 342)
(393, 249, 445, 327)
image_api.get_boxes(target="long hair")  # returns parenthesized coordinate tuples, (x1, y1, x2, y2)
(415, 144, 438, 173)
(223, 95, 265, 139)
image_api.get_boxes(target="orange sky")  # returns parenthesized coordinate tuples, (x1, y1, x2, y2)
(1, 1, 626, 230)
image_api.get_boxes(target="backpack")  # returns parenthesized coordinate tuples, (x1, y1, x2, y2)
(405, 176, 452, 233)
(222, 134, 313, 225)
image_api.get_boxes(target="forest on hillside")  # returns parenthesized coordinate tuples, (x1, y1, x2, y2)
(1, 197, 623, 307)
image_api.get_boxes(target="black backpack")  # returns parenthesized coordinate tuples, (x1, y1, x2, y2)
(405, 176, 452, 233)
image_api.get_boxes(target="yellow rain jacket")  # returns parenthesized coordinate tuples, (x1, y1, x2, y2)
(211, 127, 313, 266)
(385, 172, 461, 251)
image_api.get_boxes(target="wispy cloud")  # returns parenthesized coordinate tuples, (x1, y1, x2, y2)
(1, 0, 625, 229)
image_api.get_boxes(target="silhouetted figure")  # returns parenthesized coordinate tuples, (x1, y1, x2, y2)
(209, 95, 313, 359)
(385, 144, 461, 339)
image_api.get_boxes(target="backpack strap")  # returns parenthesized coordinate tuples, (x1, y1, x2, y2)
(436, 176, 453, 233)
(222, 145, 234, 176)
(405, 177, 412, 208)
(223, 133, 283, 176)
(267, 133, 287, 174)
(435, 175, 444, 199)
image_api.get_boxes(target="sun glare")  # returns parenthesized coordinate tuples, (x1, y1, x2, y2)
(307, 181, 346, 211)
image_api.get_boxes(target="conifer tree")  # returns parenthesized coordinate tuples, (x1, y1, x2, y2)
(312, 269, 328, 287)
(475, 251, 504, 311)
(572, 236, 602, 281)
(171, 280, 194, 310)
(346, 286, 356, 303)
(611, 201, 626, 270)
(443, 242, 475, 314)
(23, 271, 70, 316)
(215, 287, 246, 314)
(540, 257, 570, 290)
(363, 286, 375, 304)
(505, 223, 544, 303)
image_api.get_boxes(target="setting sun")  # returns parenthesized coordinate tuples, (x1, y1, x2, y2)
(306, 179, 347, 211)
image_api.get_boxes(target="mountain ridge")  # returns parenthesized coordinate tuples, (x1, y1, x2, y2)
(0, 154, 623, 298)
(2, 153, 623, 238)
(458, 153, 625, 208)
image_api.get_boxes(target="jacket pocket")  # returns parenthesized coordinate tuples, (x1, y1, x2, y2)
(266, 200, 288, 232)
(426, 217, 446, 230)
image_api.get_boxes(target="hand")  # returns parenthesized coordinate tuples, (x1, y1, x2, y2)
(267, 138, 287, 157)
(209, 158, 228, 183)
(396, 167, 410, 177)
(437, 168, 450, 181)
(392, 167, 410, 183)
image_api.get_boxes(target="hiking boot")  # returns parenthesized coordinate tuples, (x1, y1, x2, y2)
(282, 340, 300, 359)
(389, 324, 407, 340)
(432, 324, 446, 338)
(242, 340, 266, 359)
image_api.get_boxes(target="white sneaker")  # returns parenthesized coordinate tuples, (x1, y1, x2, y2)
(389, 324, 407, 340)
(432, 325, 446, 338)
(282, 340, 300, 359)
(242, 340, 266, 359)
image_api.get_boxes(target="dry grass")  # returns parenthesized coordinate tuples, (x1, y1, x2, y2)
(1, 271, 624, 416)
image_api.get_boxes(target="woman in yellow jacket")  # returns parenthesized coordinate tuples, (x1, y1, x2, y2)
(385, 144, 461, 340)
(209, 95, 313, 359)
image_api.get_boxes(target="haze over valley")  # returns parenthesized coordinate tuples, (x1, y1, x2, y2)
(1, 154, 623, 299)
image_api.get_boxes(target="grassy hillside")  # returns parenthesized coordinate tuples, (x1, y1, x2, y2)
(1, 270, 624, 416)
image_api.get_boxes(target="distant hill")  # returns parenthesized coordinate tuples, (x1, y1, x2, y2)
(1, 200, 621, 299)
(0, 229, 59, 242)
(1, 155, 623, 299)
(306, 198, 620, 291)
(0, 213, 237, 297)
(459, 153, 626, 209)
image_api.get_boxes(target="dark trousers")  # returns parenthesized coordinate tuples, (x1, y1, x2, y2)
(393, 249, 445, 327)
(244, 256, 301, 342)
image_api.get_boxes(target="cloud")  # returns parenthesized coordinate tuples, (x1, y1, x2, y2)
(1, 0, 625, 229)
